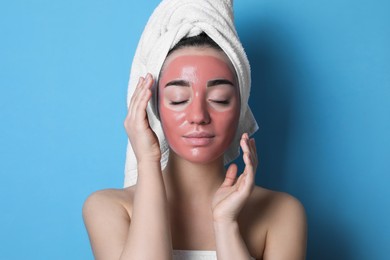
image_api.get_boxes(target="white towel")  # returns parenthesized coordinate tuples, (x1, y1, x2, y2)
(124, 0, 259, 187)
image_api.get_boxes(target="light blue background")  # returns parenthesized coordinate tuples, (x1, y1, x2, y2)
(1, 0, 389, 259)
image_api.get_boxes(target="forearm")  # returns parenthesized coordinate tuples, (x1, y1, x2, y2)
(214, 221, 252, 260)
(120, 162, 172, 259)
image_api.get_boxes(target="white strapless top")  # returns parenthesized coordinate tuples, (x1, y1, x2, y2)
(172, 250, 255, 259)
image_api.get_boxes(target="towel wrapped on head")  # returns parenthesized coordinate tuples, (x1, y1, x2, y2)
(124, 0, 258, 187)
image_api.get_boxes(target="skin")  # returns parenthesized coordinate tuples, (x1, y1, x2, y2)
(158, 52, 240, 163)
(82, 47, 307, 260)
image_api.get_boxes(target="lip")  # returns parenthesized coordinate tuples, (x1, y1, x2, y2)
(182, 131, 215, 146)
(183, 131, 215, 138)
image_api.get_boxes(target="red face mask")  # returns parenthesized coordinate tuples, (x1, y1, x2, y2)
(158, 48, 240, 163)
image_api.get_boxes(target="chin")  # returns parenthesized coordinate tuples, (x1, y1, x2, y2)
(173, 146, 227, 164)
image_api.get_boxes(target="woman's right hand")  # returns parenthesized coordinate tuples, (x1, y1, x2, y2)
(124, 73, 161, 164)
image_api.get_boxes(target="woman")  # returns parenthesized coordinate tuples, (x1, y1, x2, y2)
(83, 33, 307, 259)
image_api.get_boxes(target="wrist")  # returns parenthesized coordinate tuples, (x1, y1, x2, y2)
(136, 153, 161, 165)
(136, 161, 163, 180)
(212, 212, 239, 225)
(213, 219, 239, 232)
(137, 159, 161, 168)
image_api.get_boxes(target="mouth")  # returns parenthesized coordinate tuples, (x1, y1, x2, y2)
(182, 132, 215, 146)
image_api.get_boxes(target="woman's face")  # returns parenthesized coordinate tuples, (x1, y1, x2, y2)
(158, 47, 240, 163)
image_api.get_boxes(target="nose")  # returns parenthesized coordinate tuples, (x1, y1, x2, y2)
(188, 96, 210, 125)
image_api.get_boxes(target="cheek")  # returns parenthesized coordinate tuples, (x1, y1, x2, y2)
(159, 105, 185, 135)
(211, 98, 240, 134)
(212, 109, 240, 134)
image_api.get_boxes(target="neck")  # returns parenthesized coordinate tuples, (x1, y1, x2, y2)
(163, 150, 226, 205)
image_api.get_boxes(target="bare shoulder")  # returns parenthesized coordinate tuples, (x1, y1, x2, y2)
(251, 186, 305, 220)
(83, 187, 134, 214)
(82, 186, 136, 234)
(82, 187, 136, 258)
(241, 186, 306, 225)
(83, 186, 135, 220)
(243, 186, 307, 259)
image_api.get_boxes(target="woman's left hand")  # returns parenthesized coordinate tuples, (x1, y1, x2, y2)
(212, 133, 258, 223)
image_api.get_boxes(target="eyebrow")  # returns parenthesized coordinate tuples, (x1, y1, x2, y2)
(165, 80, 190, 88)
(207, 79, 235, 88)
(165, 79, 235, 88)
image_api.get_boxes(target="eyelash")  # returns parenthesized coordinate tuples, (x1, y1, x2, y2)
(169, 100, 188, 105)
(212, 100, 230, 105)
(169, 100, 230, 105)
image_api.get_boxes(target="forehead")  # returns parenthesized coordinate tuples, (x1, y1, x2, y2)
(160, 47, 236, 79)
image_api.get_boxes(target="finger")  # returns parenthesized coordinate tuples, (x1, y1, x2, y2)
(237, 170, 254, 195)
(242, 144, 255, 185)
(240, 154, 255, 193)
(241, 134, 258, 170)
(132, 76, 147, 109)
(221, 164, 238, 188)
(235, 171, 247, 187)
(131, 74, 151, 119)
(240, 134, 252, 168)
(243, 152, 253, 173)
(240, 133, 250, 155)
(133, 76, 145, 101)
(125, 77, 144, 132)
(144, 73, 154, 89)
(135, 75, 152, 111)
(250, 138, 257, 155)
(134, 75, 154, 123)
(249, 138, 258, 168)
(128, 76, 145, 120)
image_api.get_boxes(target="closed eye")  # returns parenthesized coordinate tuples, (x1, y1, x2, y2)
(170, 100, 188, 105)
(211, 100, 230, 105)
